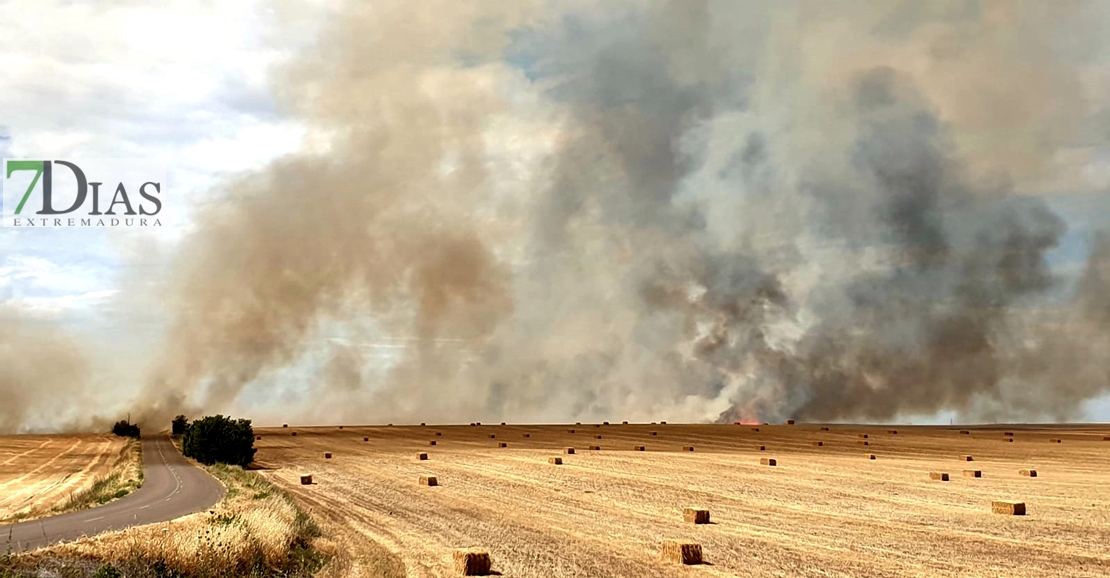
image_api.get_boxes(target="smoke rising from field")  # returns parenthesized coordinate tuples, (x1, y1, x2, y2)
(125, 0, 1110, 427)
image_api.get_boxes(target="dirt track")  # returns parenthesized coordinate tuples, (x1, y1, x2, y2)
(0, 434, 126, 523)
(257, 423, 1110, 578)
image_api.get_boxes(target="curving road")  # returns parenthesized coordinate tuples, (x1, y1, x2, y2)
(1, 434, 225, 553)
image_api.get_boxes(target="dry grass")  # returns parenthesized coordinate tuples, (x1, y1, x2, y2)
(0, 434, 136, 524)
(245, 423, 1110, 578)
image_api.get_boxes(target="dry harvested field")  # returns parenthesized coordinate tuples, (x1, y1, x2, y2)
(0, 434, 128, 523)
(255, 422, 1110, 578)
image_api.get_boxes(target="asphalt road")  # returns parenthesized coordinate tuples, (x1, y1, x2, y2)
(1, 434, 225, 553)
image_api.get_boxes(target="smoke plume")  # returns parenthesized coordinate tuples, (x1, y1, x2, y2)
(120, 0, 1110, 427)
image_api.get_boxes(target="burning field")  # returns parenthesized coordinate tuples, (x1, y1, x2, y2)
(256, 422, 1110, 577)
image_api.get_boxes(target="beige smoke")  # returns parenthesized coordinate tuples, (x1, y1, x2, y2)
(115, 0, 1110, 428)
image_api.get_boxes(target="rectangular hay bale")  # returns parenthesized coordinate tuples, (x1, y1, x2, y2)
(1049, 438, 1062, 443)
(887, 430, 898, 434)
(866, 454, 876, 459)
(859, 441, 870, 446)
(453, 549, 492, 576)
(498, 442, 507, 448)
(300, 474, 312, 485)
(1019, 469, 1038, 477)
(812, 441, 823, 447)
(589, 445, 601, 450)
(751, 427, 760, 432)
(420, 475, 438, 486)
(758, 445, 765, 451)
(661, 540, 703, 565)
(682, 508, 710, 524)
(565, 447, 575, 454)
(324, 453, 332, 459)
(549, 457, 562, 465)
(683, 446, 694, 452)
(992, 501, 1026, 515)
(820, 426, 830, 431)
(858, 434, 869, 439)
(760, 457, 776, 466)
(635, 445, 645, 451)
(963, 470, 981, 478)
(961, 455, 974, 461)
(786, 419, 796, 425)
(417, 452, 428, 460)
(959, 430, 970, 434)
(930, 472, 949, 481)
(430, 440, 437, 445)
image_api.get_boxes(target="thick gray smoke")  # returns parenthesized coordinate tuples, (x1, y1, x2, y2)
(124, 0, 1110, 427)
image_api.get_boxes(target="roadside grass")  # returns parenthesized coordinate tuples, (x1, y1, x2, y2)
(0, 439, 330, 578)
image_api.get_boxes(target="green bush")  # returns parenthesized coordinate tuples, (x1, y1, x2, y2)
(92, 563, 122, 578)
(183, 415, 256, 467)
(171, 414, 189, 435)
(111, 419, 140, 438)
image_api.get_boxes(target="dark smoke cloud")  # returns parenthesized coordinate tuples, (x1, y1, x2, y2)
(108, 0, 1110, 428)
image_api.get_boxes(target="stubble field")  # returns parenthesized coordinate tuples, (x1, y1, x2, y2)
(255, 422, 1110, 578)
(0, 434, 128, 523)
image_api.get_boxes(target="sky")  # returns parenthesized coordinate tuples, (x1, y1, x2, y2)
(1, 0, 1109, 431)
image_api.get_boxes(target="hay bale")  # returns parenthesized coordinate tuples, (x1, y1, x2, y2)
(324, 453, 332, 459)
(603, 421, 610, 425)
(595, 435, 603, 439)
(963, 470, 981, 478)
(500, 422, 506, 426)
(469, 423, 476, 426)
(595, 424, 601, 428)
(1049, 438, 1062, 443)
(1103, 436, 1110, 441)
(364, 437, 369, 442)
(820, 426, 829, 431)
(859, 434, 869, 439)
(549, 457, 563, 465)
(661, 540, 703, 565)
(757, 445, 765, 451)
(476, 422, 482, 425)
(1019, 469, 1038, 477)
(256, 435, 262, 440)
(417, 452, 428, 460)
(682, 446, 694, 452)
(453, 549, 492, 576)
(760, 458, 776, 466)
(865, 454, 876, 460)
(992, 501, 1026, 516)
(489, 434, 496, 439)
(589, 445, 601, 450)
(959, 430, 970, 434)
(388, 423, 393, 427)
(576, 422, 582, 425)
(430, 440, 437, 445)
(1004, 432, 1014, 436)
(812, 441, 823, 447)
(1004, 438, 1014, 443)
(786, 419, 796, 425)
(682, 508, 710, 524)
(858, 441, 870, 446)
(887, 430, 898, 434)
(961, 455, 974, 461)
(622, 421, 629, 425)
(300, 474, 312, 485)
(338, 426, 343, 429)
(651, 431, 658, 436)
(282, 424, 288, 428)
(421, 422, 426, 426)
(565, 448, 575, 454)
(930, 472, 950, 481)
(635, 445, 645, 451)
(420, 475, 438, 486)
(291, 432, 297, 437)
(568, 429, 576, 433)
(498, 442, 507, 448)
(435, 432, 442, 436)
(523, 433, 531, 438)
(751, 427, 760, 432)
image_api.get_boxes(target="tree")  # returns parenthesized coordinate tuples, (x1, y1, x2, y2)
(111, 419, 141, 438)
(182, 415, 256, 467)
(171, 414, 189, 435)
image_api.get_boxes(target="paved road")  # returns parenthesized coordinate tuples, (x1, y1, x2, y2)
(1, 434, 225, 553)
